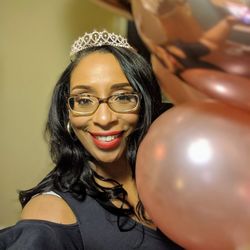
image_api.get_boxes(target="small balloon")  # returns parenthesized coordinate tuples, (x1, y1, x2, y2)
(202, 46, 250, 78)
(136, 101, 250, 250)
(181, 68, 250, 112)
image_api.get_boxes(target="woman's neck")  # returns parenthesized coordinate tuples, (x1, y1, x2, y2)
(91, 157, 139, 208)
(91, 157, 133, 185)
(90, 159, 157, 230)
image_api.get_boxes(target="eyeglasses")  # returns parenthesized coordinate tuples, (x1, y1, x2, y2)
(68, 92, 141, 116)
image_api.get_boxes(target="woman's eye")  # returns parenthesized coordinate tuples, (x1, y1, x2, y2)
(116, 94, 136, 102)
(77, 97, 93, 105)
(116, 95, 130, 102)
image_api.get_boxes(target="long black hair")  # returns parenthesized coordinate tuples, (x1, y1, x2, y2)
(19, 45, 167, 225)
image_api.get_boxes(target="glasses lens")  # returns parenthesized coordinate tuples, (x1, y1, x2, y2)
(69, 95, 98, 113)
(109, 93, 139, 112)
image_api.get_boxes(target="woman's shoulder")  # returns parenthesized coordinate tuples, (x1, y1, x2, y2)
(21, 193, 77, 224)
(0, 192, 82, 249)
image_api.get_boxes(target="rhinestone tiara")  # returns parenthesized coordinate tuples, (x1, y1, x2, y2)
(70, 30, 134, 57)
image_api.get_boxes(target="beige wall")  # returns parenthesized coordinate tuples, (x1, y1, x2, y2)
(0, 0, 127, 227)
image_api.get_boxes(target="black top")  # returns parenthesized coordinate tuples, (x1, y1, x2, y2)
(0, 192, 184, 249)
(0, 220, 83, 250)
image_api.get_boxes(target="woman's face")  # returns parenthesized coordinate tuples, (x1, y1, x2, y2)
(69, 52, 139, 164)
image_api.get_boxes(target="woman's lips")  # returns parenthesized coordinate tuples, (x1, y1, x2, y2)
(90, 131, 124, 150)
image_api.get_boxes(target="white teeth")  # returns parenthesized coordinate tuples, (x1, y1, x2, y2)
(95, 135, 119, 142)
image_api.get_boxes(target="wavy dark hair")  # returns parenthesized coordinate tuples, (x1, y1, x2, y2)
(19, 45, 167, 226)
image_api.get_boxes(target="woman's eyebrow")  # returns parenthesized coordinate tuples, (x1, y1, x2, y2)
(71, 85, 93, 91)
(111, 82, 132, 90)
(71, 82, 132, 92)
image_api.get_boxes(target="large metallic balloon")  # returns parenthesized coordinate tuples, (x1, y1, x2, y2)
(136, 101, 250, 250)
(131, 0, 250, 105)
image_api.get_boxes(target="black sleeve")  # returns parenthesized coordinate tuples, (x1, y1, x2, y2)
(0, 220, 83, 250)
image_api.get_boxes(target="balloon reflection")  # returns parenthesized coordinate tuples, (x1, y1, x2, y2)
(187, 138, 213, 166)
(154, 143, 167, 161)
(237, 183, 250, 203)
(224, 1, 250, 24)
(214, 84, 227, 94)
(175, 178, 185, 190)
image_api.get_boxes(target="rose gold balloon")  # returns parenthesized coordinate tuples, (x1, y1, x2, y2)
(151, 54, 209, 105)
(131, 0, 167, 44)
(129, 0, 250, 110)
(89, 0, 133, 19)
(136, 101, 250, 250)
(131, 0, 205, 44)
(203, 46, 250, 78)
(181, 68, 250, 112)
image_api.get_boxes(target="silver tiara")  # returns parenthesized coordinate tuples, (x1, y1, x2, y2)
(70, 30, 134, 57)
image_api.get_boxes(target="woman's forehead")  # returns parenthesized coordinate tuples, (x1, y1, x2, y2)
(70, 52, 133, 93)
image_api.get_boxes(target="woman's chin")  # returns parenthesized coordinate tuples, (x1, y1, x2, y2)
(93, 150, 126, 165)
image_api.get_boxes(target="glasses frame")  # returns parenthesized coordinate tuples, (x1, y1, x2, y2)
(67, 92, 141, 116)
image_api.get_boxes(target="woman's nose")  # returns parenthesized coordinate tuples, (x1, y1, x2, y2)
(92, 103, 117, 127)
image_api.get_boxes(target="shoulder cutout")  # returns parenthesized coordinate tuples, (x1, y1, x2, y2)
(20, 194, 77, 224)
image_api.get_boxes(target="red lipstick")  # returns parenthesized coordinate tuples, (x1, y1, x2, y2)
(90, 131, 124, 150)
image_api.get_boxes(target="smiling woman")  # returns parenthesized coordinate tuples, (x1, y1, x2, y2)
(69, 52, 139, 163)
(0, 30, 181, 249)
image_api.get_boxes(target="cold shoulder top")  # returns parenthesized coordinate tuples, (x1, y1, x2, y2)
(0, 191, 184, 250)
